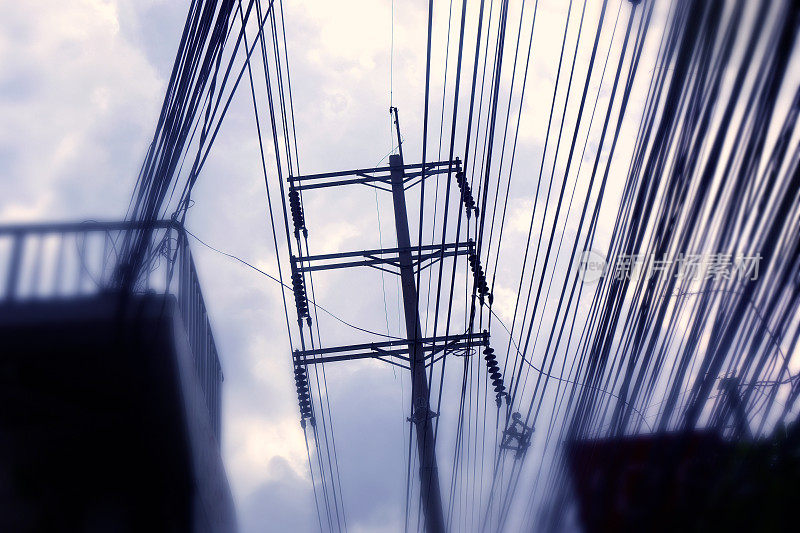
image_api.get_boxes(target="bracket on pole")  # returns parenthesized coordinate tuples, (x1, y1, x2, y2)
(287, 159, 461, 192)
(291, 241, 474, 276)
(292, 331, 489, 369)
(501, 412, 534, 458)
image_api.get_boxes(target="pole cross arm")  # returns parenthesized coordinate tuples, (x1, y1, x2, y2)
(425, 334, 488, 368)
(292, 332, 488, 367)
(287, 159, 461, 192)
(292, 241, 474, 275)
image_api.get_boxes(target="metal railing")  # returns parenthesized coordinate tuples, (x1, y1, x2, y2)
(0, 219, 223, 441)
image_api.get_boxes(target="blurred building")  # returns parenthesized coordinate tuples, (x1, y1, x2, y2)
(0, 221, 235, 532)
(567, 425, 800, 532)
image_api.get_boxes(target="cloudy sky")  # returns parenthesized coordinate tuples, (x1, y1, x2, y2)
(6, 1, 794, 531)
(0, 1, 670, 531)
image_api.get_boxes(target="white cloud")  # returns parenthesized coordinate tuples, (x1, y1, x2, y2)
(0, 0, 162, 221)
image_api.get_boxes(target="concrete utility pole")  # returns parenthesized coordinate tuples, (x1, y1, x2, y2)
(288, 107, 483, 533)
(389, 151, 446, 533)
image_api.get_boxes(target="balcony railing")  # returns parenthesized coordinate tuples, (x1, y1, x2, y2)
(0, 220, 223, 441)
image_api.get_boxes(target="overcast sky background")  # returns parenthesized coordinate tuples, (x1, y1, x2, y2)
(3, 1, 797, 531)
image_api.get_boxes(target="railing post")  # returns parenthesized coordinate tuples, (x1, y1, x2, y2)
(54, 234, 65, 295)
(30, 236, 44, 298)
(5, 232, 23, 301)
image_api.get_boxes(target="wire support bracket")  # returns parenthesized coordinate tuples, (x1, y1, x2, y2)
(291, 241, 474, 276)
(287, 159, 462, 192)
(501, 412, 534, 458)
(292, 331, 489, 368)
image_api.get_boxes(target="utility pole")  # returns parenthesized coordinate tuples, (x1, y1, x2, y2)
(389, 149, 446, 533)
(287, 108, 491, 533)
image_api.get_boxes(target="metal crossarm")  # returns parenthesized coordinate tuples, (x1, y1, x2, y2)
(288, 159, 461, 191)
(292, 332, 488, 367)
(292, 241, 474, 275)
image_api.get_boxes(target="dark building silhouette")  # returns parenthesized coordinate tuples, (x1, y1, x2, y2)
(0, 221, 235, 532)
(566, 426, 800, 532)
